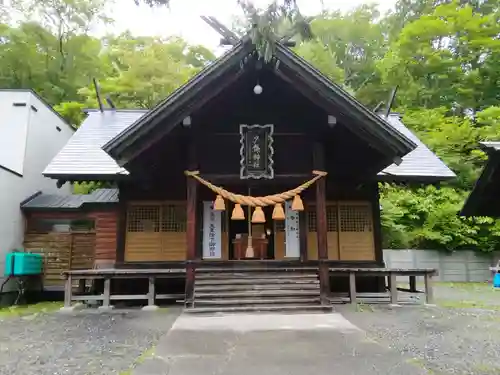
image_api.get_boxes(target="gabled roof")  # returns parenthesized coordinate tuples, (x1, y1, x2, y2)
(378, 114, 455, 181)
(43, 110, 145, 179)
(43, 110, 454, 183)
(461, 142, 500, 217)
(103, 40, 416, 165)
(21, 188, 118, 211)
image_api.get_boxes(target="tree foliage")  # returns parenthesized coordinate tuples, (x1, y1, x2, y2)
(3, 0, 500, 251)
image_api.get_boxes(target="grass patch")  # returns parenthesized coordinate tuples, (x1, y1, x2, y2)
(437, 299, 500, 310)
(406, 358, 437, 374)
(119, 345, 156, 374)
(440, 282, 491, 291)
(0, 302, 63, 318)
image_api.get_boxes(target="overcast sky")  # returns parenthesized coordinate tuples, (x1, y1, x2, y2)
(102, 0, 397, 50)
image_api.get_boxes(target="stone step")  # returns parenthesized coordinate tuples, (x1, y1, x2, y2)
(194, 297, 320, 306)
(185, 304, 332, 314)
(195, 278, 320, 286)
(195, 289, 320, 299)
(195, 283, 320, 292)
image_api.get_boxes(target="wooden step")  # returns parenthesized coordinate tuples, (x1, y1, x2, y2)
(195, 289, 320, 299)
(195, 273, 318, 280)
(195, 278, 320, 286)
(194, 297, 321, 306)
(196, 267, 319, 273)
(185, 304, 332, 314)
(195, 283, 320, 292)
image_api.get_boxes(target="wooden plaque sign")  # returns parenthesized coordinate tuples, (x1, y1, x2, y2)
(240, 124, 274, 179)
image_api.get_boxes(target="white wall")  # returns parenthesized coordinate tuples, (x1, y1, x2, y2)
(0, 91, 30, 175)
(0, 91, 74, 293)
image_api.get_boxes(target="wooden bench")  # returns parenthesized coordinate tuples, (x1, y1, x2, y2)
(328, 268, 438, 306)
(61, 268, 186, 311)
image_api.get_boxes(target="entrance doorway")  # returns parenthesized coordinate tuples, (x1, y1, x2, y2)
(228, 204, 275, 260)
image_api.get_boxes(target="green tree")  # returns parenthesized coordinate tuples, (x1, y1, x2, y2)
(379, 1, 500, 113)
(79, 35, 215, 108)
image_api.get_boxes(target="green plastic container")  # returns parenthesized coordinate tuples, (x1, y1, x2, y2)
(4, 252, 43, 276)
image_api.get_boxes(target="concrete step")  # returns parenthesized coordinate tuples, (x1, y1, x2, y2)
(196, 273, 318, 280)
(195, 283, 320, 292)
(185, 304, 332, 314)
(195, 289, 320, 299)
(194, 297, 321, 306)
(195, 278, 320, 286)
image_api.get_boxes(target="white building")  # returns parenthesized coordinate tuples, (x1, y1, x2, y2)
(0, 90, 74, 295)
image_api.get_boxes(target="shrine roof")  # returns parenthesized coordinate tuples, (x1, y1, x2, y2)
(43, 110, 455, 183)
(102, 40, 416, 166)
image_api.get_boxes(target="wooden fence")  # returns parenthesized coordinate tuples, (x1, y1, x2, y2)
(24, 232, 95, 287)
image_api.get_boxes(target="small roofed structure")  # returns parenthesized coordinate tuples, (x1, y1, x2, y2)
(461, 142, 500, 217)
(36, 38, 453, 310)
(21, 189, 118, 289)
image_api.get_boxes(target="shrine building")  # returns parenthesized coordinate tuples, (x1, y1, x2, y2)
(24, 38, 455, 311)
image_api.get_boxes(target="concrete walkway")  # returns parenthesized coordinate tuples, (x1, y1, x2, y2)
(133, 312, 428, 375)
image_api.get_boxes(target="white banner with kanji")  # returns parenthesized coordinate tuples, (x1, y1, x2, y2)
(285, 201, 300, 258)
(202, 201, 222, 259)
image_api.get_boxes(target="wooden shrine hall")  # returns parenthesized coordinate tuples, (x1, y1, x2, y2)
(38, 36, 455, 312)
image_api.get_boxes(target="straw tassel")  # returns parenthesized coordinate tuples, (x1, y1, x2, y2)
(291, 194, 304, 211)
(251, 206, 266, 223)
(214, 195, 225, 211)
(231, 204, 245, 220)
(272, 203, 285, 220)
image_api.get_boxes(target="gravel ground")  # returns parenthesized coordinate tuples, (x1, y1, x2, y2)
(0, 307, 181, 375)
(339, 283, 500, 375)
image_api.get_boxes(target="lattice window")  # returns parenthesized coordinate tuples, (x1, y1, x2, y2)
(339, 204, 372, 232)
(326, 205, 338, 232)
(127, 206, 160, 232)
(161, 204, 186, 232)
(307, 206, 317, 232)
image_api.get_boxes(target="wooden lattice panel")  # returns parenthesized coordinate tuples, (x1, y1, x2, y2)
(338, 202, 375, 261)
(339, 203, 373, 232)
(127, 205, 160, 232)
(125, 202, 187, 262)
(161, 204, 186, 232)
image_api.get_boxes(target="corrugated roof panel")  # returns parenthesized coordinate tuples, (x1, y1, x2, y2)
(379, 114, 456, 180)
(21, 188, 119, 210)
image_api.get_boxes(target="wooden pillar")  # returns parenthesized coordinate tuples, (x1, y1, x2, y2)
(372, 183, 384, 265)
(349, 272, 357, 305)
(424, 273, 435, 305)
(115, 185, 127, 264)
(185, 139, 198, 307)
(64, 275, 72, 308)
(313, 142, 330, 305)
(389, 273, 398, 305)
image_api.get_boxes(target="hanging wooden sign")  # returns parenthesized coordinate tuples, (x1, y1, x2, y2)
(239, 124, 274, 179)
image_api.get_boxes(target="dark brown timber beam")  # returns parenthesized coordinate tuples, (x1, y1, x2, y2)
(185, 139, 198, 307)
(313, 142, 330, 305)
